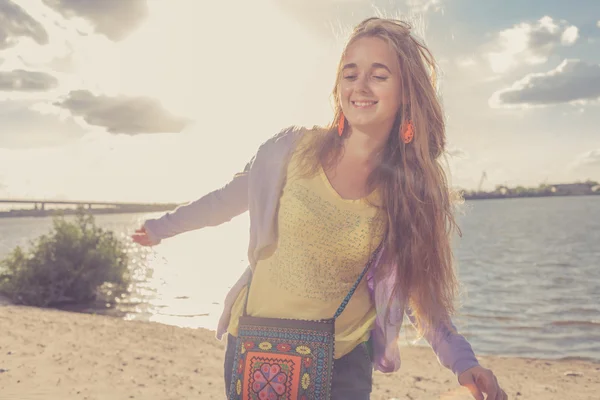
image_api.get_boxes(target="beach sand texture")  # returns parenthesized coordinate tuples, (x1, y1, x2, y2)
(1, 305, 598, 400)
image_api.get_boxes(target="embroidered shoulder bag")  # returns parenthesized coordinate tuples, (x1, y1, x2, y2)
(227, 244, 381, 400)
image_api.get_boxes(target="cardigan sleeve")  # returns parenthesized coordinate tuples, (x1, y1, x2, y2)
(143, 167, 251, 245)
(406, 306, 480, 378)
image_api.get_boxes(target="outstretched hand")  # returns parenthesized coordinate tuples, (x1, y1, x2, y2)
(458, 366, 508, 400)
(131, 226, 154, 247)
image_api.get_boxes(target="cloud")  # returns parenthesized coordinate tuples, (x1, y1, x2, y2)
(487, 16, 579, 74)
(447, 147, 467, 158)
(0, 70, 58, 91)
(456, 57, 477, 68)
(0, 0, 49, 49)
(41, 0, 148, 41)
(490, 59, 600, 108)
(54, 90, 190, 134)
(406, 0, 444, 12)
(0, 100, 85, 149)
(276, 0, 441, 36)
(574, 149, 600, 167)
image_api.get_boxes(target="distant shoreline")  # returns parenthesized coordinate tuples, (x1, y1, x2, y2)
(0, 204, 178, 218)
(1, 193, 598, 218)
(462, 192, 600, 201)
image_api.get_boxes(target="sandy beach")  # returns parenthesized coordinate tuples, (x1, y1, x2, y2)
(1, 305, 598, 400)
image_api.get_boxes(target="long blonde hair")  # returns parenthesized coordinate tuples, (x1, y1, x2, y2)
(297, 17, 461, 335)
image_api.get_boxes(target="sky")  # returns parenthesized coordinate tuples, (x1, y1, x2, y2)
(0, 0, 599, 203)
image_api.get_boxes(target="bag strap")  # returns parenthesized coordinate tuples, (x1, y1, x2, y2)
(242, 268, 252, 317)
(242, 241, 385, 319)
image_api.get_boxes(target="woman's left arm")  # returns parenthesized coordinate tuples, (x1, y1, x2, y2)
(406, 308, 508, 400)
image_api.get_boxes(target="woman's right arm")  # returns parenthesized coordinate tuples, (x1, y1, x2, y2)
(132, 125, 303, 246)
(137, 169, 250, 245)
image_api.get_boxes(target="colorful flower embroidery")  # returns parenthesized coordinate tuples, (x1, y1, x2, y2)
(244, 341, 255, 350)
(276, 343, 292, 352)
(251, 363, 288, 398)
(296, 345, 311, 355)
(259, 341, 272, 350)
(303, 357, 312, 368)
(301, 373, 311, 389)
(236, 379, 241, 395)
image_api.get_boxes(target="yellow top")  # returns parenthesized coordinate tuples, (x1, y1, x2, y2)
(228, 136, 384, 358)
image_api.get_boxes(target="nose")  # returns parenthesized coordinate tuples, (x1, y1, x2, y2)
(355, 74, 371, 93)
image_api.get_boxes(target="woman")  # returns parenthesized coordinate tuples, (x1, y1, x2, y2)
(133, 18, 508, 400)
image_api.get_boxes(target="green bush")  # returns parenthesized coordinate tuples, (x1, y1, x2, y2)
(0, 208, 131, 307)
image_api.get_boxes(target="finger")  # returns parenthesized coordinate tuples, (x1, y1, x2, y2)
(461, 374, 484, 400)
(498, 389, 508, 400)
(478, 375, 497, 400)
(139, 235, 154, 246)
(490, 375, 504, 400)
(492, 377, 505, 400)
(490, 375, 500, 400)
(131, 234, 150, 246)
(465, 383, 484, 400)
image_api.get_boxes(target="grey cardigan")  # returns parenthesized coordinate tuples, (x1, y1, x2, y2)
(143, 126, 480, 375)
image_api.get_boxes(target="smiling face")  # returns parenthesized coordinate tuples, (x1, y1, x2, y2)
(339, 36, 403, 136)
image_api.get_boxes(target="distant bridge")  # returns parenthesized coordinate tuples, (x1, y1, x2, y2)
(0, 199, 181, 217)
(0, 199, 180, 208)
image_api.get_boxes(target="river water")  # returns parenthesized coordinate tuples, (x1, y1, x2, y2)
(1, 196, 598, 362)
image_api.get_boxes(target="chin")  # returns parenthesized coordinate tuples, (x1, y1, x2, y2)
(349, 119, 386, 133)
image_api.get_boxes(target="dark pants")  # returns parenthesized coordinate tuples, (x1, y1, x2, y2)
(224, 334, 373, 399)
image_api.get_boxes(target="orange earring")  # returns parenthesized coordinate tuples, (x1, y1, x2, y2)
(338, 113, 345, 136)
(401, 120, 414, 144)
